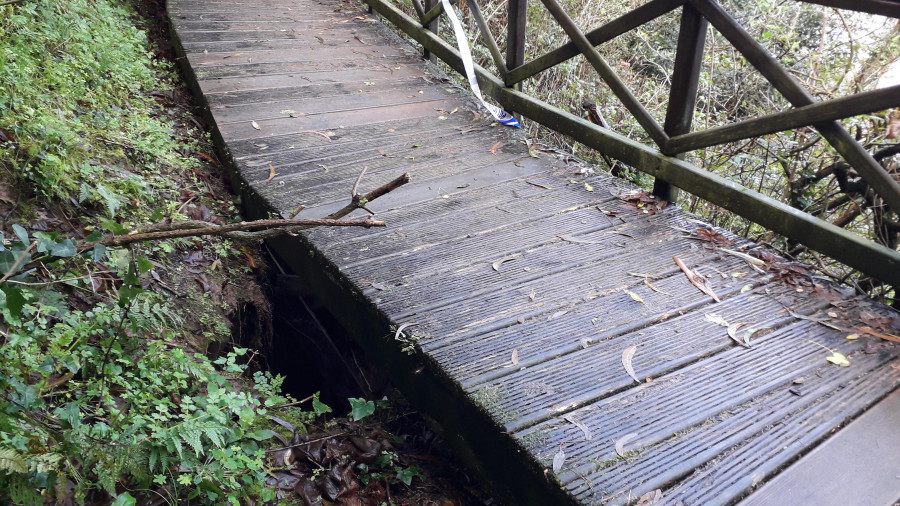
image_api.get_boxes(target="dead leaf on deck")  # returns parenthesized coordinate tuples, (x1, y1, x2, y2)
(626, 291, 644, 304)
(727, 322, 752, 348)
(492, 254, 521, 272)
(529, 289, 536, 302)
(807, 339, 851, 367)
(267, 165, 276, 181)
(371, 282, 391, 291)
(705, 313, 728, 327)
(694, 227, 732, 247)
(547, 310, 568, 321)
(489, 141, 503, 154)
(622, 345, 639, 383)
(636, 489, 663, 506)
(563, 414, 592, 441)
(552, 446, 566, 473)
(251, 120, 261, 130)
(674, 256, 720, 302)
(511, 349, 519, 366)
(615, 432, 638, 457)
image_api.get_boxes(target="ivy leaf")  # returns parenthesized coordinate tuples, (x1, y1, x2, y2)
(93, 244, 107, 262)
(0, 285, 26, 319)
(118, 285, 143, 308)
(101, 220, 129, 236)
(312, 395, 332, 416)
(395, 466, 422, 486)
(0, 250, 17, 274)
(12, 224, 28, 245)
(51, 239, 77, 257)
(151, 207, 164, 221)
(110, 492, 136, 506)
(136, 256, 154, 274)
(348, 398, 375, 421)
(85, 231, 103, 242)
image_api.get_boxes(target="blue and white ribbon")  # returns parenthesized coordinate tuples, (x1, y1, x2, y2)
(439, 0, 520, 128)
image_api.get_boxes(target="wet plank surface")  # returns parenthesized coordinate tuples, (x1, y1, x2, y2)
(168, 0, 900, 503)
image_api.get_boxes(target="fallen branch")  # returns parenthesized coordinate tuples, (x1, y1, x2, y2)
(93, 217, 384, 248)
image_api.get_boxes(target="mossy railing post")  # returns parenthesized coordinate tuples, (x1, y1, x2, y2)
(423, 0, 440, 62)
(654, 3, 707, 203)
(506, 0, 527, 90)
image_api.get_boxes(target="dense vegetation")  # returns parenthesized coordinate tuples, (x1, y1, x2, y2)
(446, 0, 900, 301)
(0, 1, 435, 504)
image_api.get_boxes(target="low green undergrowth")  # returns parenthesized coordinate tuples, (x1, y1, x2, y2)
(0, 0, 194, 207)
(0, 0, 300, 503)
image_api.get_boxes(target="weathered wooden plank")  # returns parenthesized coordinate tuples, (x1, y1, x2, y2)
(521, 320, 891, 491)
(569, 356, 900, 504)
(738, 387, 900, 506)
(178, 37, 375, 54)
(216, 99, 462, 142)
(227, 115, 483, 160)
(186, 45, 405, 66)
(202, 76, 430, 107)
(426, 254, 752, 378)
(212, 87, 449, 125)
(485, 284, 823, 430)
(195, 57, 419, 79)
(197, 66, 424, 94)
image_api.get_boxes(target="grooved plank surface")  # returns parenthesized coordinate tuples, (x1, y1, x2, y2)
(168, 0, 900, 504)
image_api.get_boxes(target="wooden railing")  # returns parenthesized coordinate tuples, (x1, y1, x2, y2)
(362, 0, 900, 287)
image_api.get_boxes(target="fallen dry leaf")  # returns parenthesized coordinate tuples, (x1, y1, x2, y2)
(267, 165, 276, 182)
(615, 432, 638, 457)
(622, 345, 639, 383)
(674, 256, 720, 302)
(489, 141, 503, 154)
(552, 446, 566, 473)
(626, 291, 644, 304)
(727, 322, 752, 348)
(511, 349, 519, 366)
(563, 414, 592, 441)
(251, 120, 261, 130)
(492, 254, 521, 272)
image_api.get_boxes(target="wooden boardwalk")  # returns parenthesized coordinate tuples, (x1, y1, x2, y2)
(167, 0, 900, 503)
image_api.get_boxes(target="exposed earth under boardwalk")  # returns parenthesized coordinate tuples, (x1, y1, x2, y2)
(167, 0, 900, 503)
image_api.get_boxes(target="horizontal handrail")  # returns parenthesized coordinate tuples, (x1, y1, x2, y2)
(666, 85, 900, 154)
(364, 0, 900, 286)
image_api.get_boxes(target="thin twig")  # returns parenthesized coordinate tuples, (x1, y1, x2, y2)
(271, 393, 316, 410)
(351, 167, 368, 198)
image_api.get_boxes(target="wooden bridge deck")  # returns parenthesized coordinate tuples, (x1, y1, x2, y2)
(167, 0, 900, 503)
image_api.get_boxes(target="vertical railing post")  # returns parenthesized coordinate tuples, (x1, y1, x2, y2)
(423, 0, 440, 63)
(506, 0, 527, 89)
(655, 3, 707, 203)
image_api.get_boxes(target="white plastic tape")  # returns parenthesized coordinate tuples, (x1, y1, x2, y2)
(439, 0, 520, 128)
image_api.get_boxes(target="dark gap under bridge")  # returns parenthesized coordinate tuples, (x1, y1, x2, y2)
(167, 0, 900, 503)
